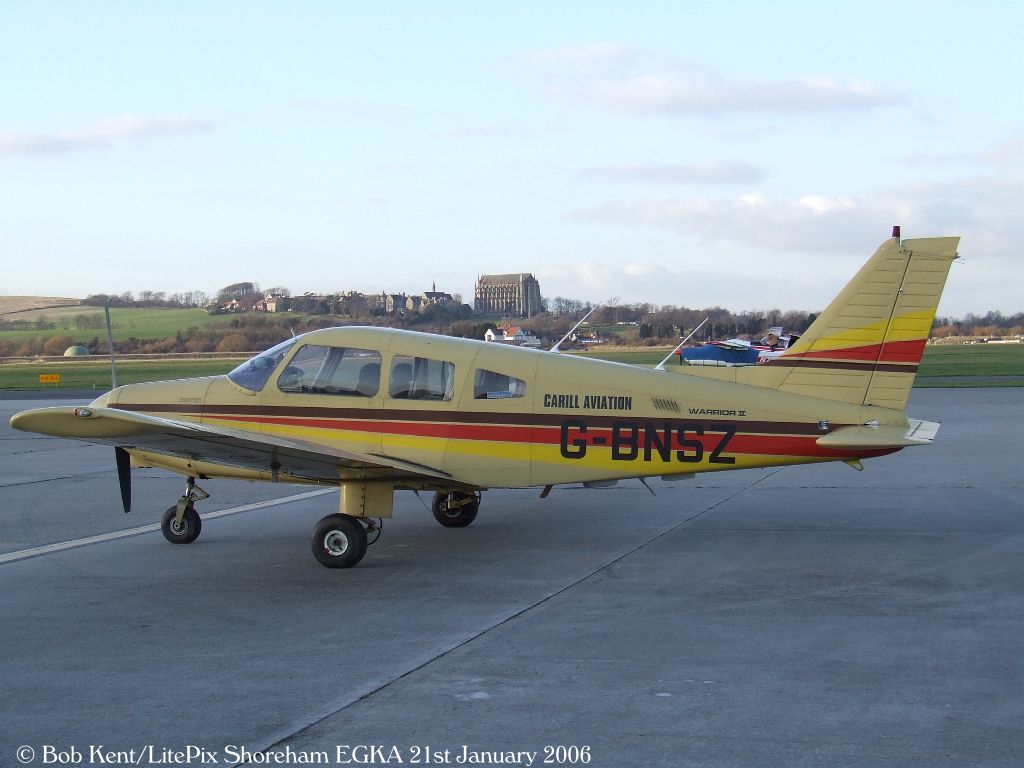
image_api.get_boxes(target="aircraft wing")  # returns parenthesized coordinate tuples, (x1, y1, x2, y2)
(10, 406, 451, 484)
(715, 338, 753, 350)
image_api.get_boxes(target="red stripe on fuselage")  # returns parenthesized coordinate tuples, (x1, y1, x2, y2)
(204, 412, 885, 459)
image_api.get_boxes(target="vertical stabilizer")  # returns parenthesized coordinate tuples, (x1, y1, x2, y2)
(769, 234, 959, 409)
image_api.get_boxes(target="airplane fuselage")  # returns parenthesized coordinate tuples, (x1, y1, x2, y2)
(92, 326, 903, 491)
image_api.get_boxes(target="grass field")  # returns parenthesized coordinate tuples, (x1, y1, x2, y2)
(0, 307, 225, 343)
(0, 359, 244, 391)
(1, 344, 1020, 392)
(915, 344, 1024, 377)
(575, 344, 1024, 385)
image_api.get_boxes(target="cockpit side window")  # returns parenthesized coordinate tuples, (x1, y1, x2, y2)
(474, 369, 526, 399)
(227, 338, 298, 392)
(389, 355, 455, 401)
(278, 345, 381, 396)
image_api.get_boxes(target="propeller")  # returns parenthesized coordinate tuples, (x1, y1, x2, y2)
(115, 447, 131, 513)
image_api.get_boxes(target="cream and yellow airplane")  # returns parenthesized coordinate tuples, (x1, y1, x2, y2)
(11, 229, 959, 568)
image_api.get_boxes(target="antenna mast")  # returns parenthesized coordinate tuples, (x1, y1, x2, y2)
(654, 317, 709, 371)
(550, 305, 599, 353)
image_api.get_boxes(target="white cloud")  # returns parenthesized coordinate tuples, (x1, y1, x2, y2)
(798, 195, 857, 215)
(580, 161, 766, 185)
(622, 263, 658, 277)
(587, 73, 901, 115)
(521, 43, 636, 76)
(896, 134, 1024, 168)
(977, 133, 1024, 166)
(568, 192, 891, 254)
(537, 261, 822, 312)
(528, 45, 903, 117)
(563, 169, 1024, 314)
(447, 123, 532, 140)
(0, 114, 213, 155)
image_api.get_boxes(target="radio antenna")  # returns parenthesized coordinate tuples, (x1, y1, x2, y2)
(655, 317, 709, 371)
(550, 305, 599, 353)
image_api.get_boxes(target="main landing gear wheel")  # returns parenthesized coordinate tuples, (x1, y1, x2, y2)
(432, 491, 480, 528)
(161, 505, 202, 544)
(311, 514, 368, 568)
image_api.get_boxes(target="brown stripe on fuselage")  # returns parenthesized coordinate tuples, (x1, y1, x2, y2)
(112, 402, 850, 437)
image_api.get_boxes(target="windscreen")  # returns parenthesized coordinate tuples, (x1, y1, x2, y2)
(227, 338, 298, 392)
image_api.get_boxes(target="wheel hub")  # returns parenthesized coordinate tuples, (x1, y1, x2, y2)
(323, 530, 349, 557)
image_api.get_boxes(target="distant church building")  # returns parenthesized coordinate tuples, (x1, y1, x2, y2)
(474, 273, 543, 317)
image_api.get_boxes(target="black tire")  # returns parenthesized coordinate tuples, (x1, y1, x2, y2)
(161, 505, 202, 544)
(311, 514, 368, 568)
(432, 492, 479, 528)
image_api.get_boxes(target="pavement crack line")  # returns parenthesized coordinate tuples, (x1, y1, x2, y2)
(244, 468, 785, 764)
(0, 474, 81, 489)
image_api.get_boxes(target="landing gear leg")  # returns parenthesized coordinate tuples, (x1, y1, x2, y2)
(432, 491, 480, 527)
(160, 476, 209, 545)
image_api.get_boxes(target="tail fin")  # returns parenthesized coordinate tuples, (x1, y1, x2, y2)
(769, 232, 959, 410)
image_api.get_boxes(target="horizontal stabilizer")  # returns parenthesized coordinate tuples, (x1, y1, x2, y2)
(816, 419, 940, 449)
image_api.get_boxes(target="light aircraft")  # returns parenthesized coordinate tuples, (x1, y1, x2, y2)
(676, 327, 798, 367)
(11, 228, 959, 568)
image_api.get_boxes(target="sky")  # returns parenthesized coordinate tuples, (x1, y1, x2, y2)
(2, 0, 1022, 318)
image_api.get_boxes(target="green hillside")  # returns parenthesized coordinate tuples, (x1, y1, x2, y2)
(0, 307, 222, 343)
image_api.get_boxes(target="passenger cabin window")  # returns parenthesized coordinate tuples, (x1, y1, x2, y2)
(389, 355, 455, 401)
(277, 345, 381, 396)
(474, 369, 526, 399)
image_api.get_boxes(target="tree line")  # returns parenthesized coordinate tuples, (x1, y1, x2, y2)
(83, 291, 211, 309)
(5, 277, 1018, 358)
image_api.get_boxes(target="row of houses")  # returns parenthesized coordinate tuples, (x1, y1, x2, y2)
(221, 287, 457, 315)
(483, 323, 608, 348)
(217, 273, 546, 319)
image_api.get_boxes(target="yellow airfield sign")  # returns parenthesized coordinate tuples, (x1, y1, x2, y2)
(39, 374, 61, 384)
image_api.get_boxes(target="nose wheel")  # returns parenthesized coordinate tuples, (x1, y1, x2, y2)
(161, 504, 202, 543)
(160, 476, 209, 545)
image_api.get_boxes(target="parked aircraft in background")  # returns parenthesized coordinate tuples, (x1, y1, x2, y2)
(676, 326, 800, 367)
(11, 228, 959, 568)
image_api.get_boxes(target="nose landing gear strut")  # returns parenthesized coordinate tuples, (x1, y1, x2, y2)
(160, 476, 209, 545)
